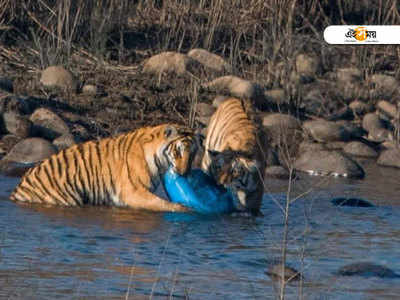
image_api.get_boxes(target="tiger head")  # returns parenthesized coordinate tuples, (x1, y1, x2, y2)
(156, 124, 200, 176)
(207, 149, 262, 215)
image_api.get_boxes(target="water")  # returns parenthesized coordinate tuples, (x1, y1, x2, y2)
(1, 161, 400, 299)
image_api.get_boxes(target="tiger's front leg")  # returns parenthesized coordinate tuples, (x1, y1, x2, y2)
(120, 186, 190, 212)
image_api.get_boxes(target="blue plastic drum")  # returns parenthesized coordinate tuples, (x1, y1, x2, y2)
(163, 168, 235, 214)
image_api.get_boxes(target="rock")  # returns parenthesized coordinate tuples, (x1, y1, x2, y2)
(337, 262, 399, 278)
(0, 134, 21, 154)
(265, 263, 303, 283)
(0, 76, 13, 93)
(264, 166, 292, 180)
(337, 81, 364, 101)
(349, 100, 372, 115)
(343, 141, 378, 158)
(3, 137, 57, 164)
(362, 112, 386, 132)
(0, 95, 36, 115)
(368, 128, 393, 143)
(262, 113, 302, 149)
(298, 141, 327, 153)
(294, 150, 365, 178)
(30, 108, 70, 140)
(195, 102, 214, 125)
(303, 120, 352, 143)
(142, 51, 200, 76)
(0, 160, 36, 177)
(377, 148, 400, 168)
(195, 102, 215, 117)
(212, 95, 230, 108)
(263, 89, 286, 105)
(336, 68, 362, 84)
(336, 121, 365, 139)
(380, 141, 397, 149)
(262, 113, 301, 130)
(296, 54, 319, 77)
(376, 100, 397, 119)
(370, 74, 398, 96)
(331, 197, 374, 207)
(187, 48, 231, 73)
(203, 76, 261, 100)
(325, 141, 346, 150)
(40, 65, 77, 92)
(2, 112, 32, 138)
(53, 133, 76, 151)
(81, 84, 98, 95)
(326, 106, 353, 122)
(196, 116, 211, 126)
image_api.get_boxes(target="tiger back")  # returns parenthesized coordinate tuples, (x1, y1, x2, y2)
(10, 124, 198, 212)
(201, 98, 266, 215)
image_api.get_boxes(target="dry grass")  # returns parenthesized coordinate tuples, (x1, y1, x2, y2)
(1, 4, 400, 297)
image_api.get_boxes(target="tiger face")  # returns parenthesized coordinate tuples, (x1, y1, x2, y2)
(164, 135, 198, 176)
(154, 124, 199, 176)
(207, 149, 261, 211)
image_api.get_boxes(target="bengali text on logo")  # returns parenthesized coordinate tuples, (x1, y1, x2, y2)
(324, 25, 400, 44)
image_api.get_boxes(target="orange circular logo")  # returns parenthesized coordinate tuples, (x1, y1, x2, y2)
(354, 26, 367, 41)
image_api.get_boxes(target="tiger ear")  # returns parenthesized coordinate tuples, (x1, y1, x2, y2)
(164, 125, 177, 138)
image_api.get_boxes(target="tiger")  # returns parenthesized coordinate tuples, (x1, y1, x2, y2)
(10, 124, 199, 212)
(201, 97, 266, 216)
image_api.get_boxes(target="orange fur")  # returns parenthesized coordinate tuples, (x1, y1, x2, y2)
(201, 98, 265, 215)
(10, 124, 198, 212)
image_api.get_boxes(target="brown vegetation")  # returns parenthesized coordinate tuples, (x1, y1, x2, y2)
(0, 1, 399, 139)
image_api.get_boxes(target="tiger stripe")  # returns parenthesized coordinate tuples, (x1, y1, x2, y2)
(201, 98, 266, 216)
(10, 124, 199, 212)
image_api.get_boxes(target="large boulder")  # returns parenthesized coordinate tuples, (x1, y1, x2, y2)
(2, 112, 32, 138)
(142, 51, 200, 76)
(294, 150, 365, 178)
(40, 65, 77, 92)
(203, 76, 262, 100)
(262, 113, 302, 147)
(303, 120, 352, 143)
(369, 74, 398, 97)
(0, 134, 21, 154)
(187, 48, 231, 73)
(343, 141, 378, 158)
(376, 100, 397, 119)
(30, 108, 70, 140)
(2, 137, 57, 164)
(262, 113, 301, 131)
(377, 148, 400, 168)
(362, 112, 386, 132)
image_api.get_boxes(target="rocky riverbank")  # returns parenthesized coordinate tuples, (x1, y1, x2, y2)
(1, 48, 400, 181)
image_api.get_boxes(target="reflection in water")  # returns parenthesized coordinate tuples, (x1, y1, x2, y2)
(1, 161, 400, 299)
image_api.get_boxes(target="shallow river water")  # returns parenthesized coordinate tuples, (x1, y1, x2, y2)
(0, 161, 400, 299)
